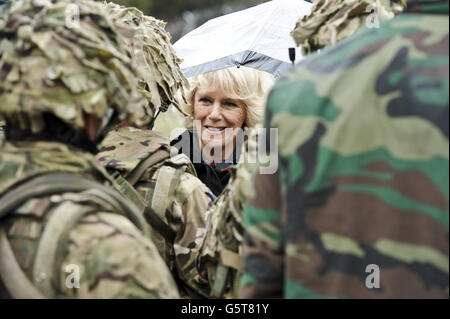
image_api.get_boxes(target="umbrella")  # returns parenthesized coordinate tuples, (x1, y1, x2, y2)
(173, 0, 312, 77)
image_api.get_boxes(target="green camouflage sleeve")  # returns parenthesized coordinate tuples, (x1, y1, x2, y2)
(96, 126, 214, 297)
(136, 171, 213, 297)
(169, 172, 213, 297)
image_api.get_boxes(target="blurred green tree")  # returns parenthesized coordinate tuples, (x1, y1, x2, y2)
(111, 0, 247, 21)
(109, 0, 267, 41)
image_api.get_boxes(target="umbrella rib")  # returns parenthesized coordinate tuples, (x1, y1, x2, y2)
(244, 1, 281, 62)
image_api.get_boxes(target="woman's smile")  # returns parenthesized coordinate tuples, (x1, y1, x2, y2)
(204, 125, 226, 133)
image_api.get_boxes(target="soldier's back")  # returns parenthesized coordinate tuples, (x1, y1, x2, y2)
(0, 0, 180, 299)
(97, 126, 214, 298)
(242, 0, 449, 298)
(0, 140, 179, 298)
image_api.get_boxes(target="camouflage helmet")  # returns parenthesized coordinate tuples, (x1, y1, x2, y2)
(103, 2, 190, 117)
(291, 0, 406, 56)
(0, 0, 152, 136)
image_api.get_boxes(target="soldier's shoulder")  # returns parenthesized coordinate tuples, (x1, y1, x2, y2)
(178, 170, 210, 193)
(96, 127, 172, 172)
(269, 12, 448, 117)
(174, 170, 212, 204)
(0, 141, 104, 195)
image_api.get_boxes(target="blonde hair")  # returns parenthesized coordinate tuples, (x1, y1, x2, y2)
(182, 66, 274, 130)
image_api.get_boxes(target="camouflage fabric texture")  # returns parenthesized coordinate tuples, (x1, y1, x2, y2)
(103, 2, 190, 117)
(0, 0, 153, 134)
(96, 126, 214, 298)
(292, 0, 406, 56)
(240, 0, 449, 298)
(0, 0, 179, 299)
(0, 142, 179, 298)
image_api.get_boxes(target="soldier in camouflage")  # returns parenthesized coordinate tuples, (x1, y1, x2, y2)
(0, 0, 179, 298)
(97, 126, 215, 298)
(97, 122, 258, 299)
(240, 0, 449, 298)
(94, 4, 216, 298)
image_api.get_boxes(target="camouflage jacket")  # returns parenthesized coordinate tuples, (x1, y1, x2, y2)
(96, 127, 214, 298)
(240, 0, 449, 298)
(0, 140, 179, 298)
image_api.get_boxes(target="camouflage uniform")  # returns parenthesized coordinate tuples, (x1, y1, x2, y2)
(240, 0, 449, 298)
(96, 127, 214, 298)
(96, 127, 260, 298)
(0, 0, 178, 299)
(92, 4, 215, 298)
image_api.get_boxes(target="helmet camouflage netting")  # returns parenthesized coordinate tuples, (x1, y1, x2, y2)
(103, 2, 190, 117)
(0, 0, 152, 135)
(291, 0, 406, 56)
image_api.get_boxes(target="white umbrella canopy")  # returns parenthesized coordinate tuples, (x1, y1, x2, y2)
(173, 0, 312, 77)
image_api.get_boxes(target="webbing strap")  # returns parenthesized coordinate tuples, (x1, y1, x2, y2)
(210, 250, 243, 297)
(127, 149, 170, 186)
(168, 167, 184, 204)
(0, 173, 149, 298)
(111, 171, 146, 212)
(0, 173, 148, 236)
(33, 202, 95, 298)
(219, 249, 242, 270)
(151, 166, 176, 217)
(0, 228, 45, 299)
(142, 204, 176, 244)
(112, 171, 175, 243)
(150, 165, 185, 244)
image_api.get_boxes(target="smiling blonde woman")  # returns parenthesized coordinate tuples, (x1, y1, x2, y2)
(171, 66, 274, 196)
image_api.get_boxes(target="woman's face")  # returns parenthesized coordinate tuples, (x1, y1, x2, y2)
(193, 86, 246, 157)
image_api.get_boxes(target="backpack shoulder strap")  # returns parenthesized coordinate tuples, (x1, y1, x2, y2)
(0, 172, 149, 299)
(118, 153, 195, 244)
(126, 149, 170, 186)
(151, 165, 177, 218)
(111, 171, 176, 243)
(110, 153, 195, 245)
(0, 173, 148, 234)
(0, 228, 46, 299)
